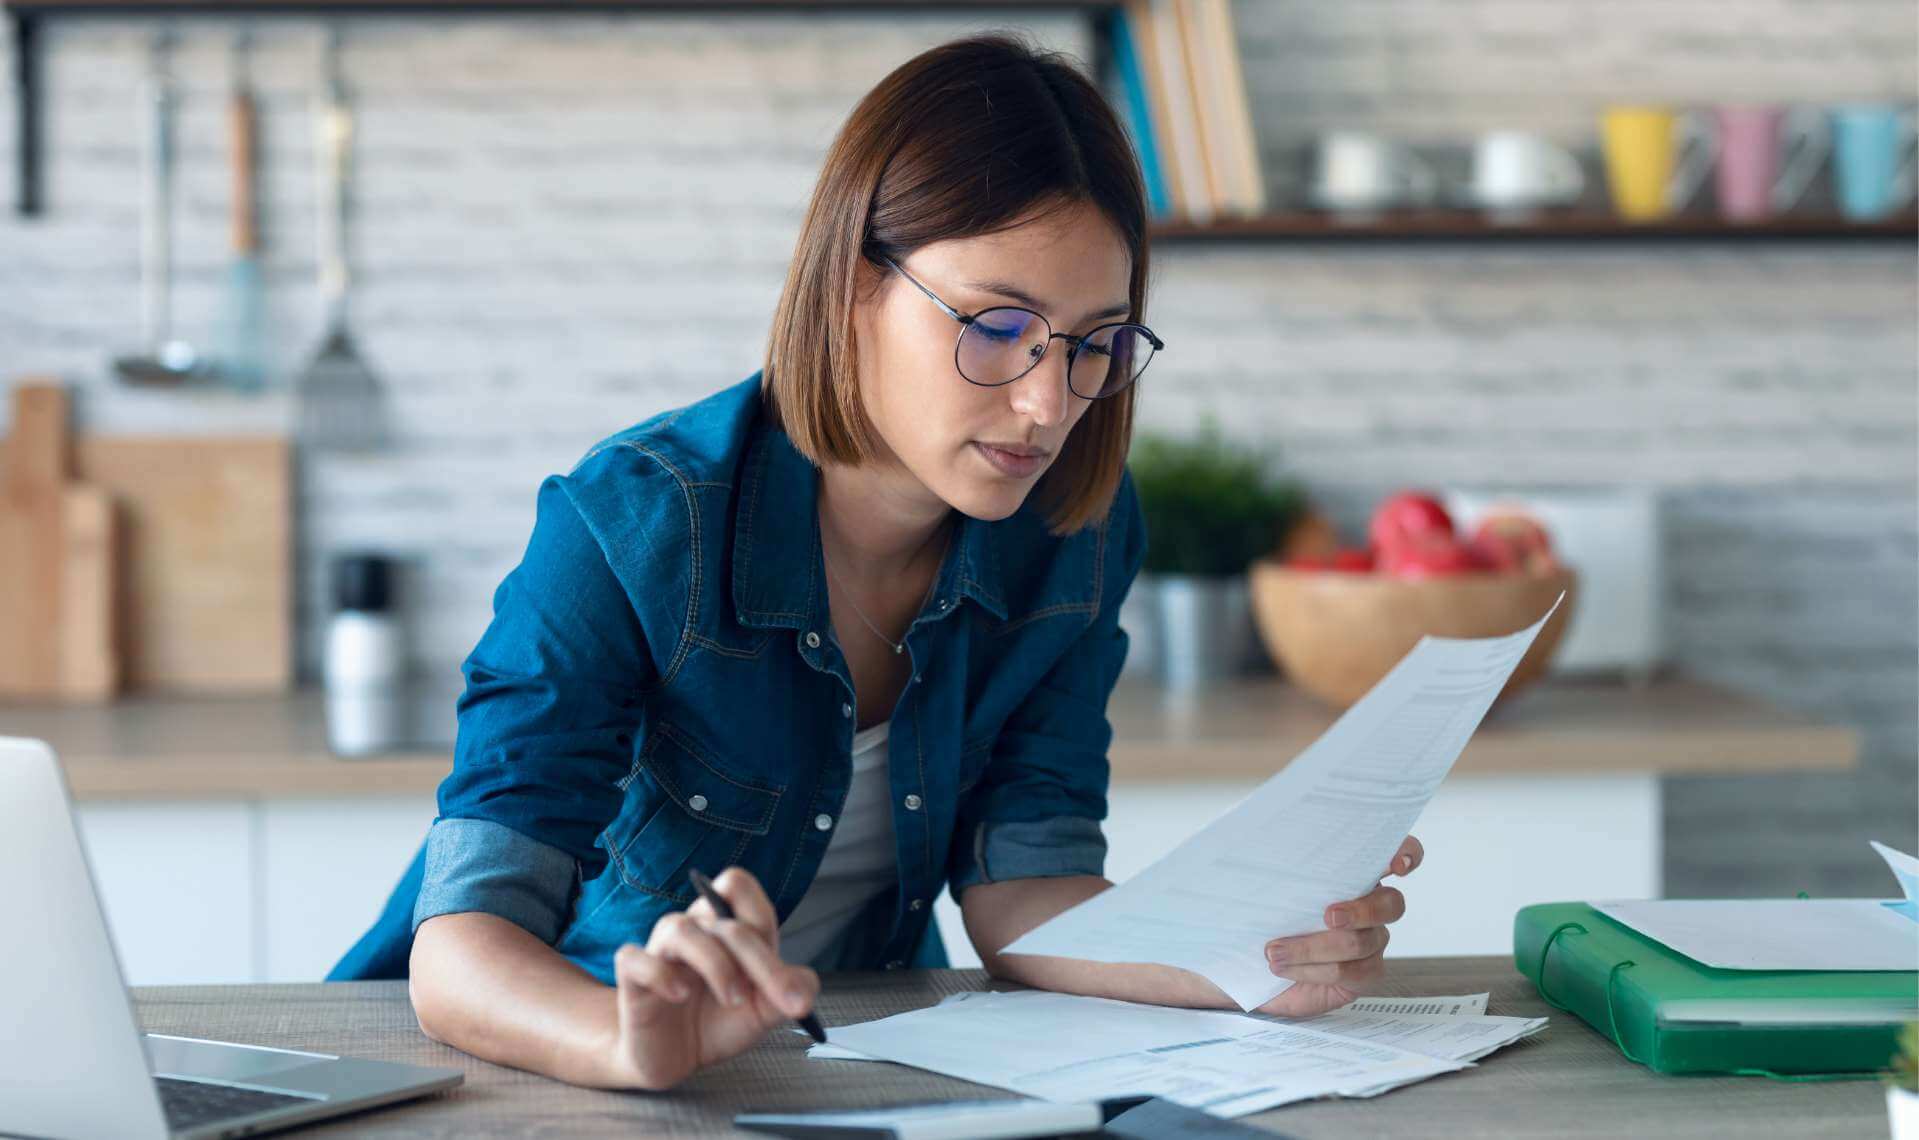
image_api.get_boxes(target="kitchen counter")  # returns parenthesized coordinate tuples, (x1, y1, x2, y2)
(4, 672, 1857, 801)
(11, 673, 1864, 982)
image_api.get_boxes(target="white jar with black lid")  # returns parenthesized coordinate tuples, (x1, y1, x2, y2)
(324, 552, 407, 756)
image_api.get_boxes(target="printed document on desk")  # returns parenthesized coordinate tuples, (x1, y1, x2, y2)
(1338, 993, 1489, 1016)
(820, 990, 1467, 1118)
(1004, 592, 1567, 1010)
(1269, 1007, 1548, 1063)
(802, 991, 1515, 1063)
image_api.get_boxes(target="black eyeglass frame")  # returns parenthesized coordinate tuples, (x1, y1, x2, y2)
(881, 254, 1164, 399)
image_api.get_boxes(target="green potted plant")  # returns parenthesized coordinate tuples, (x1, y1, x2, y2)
(1127, 427, 1302, 689)
(1890, 1021, 1919, 1140)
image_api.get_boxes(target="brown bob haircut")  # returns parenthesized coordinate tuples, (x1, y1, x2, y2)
(762, 31, 1151, 535)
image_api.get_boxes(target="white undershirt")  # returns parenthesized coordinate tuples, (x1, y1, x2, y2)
(777, 720, 901, 970)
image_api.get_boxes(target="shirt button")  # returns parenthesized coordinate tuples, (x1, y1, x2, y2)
(841, 702, 853, 719)
(804, 631, 821, 649)
(909, 898, 925, 911)
(903, 794, 922, 811)
(814, 813, 833, 832)
(913, 674, 922, 684)
(688, 794, 708, 812)
(885, 960, 905, 970)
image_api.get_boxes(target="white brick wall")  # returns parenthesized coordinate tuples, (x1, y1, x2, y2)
(1236, 0, 1919, 199)
(2, 3, 1913, 896)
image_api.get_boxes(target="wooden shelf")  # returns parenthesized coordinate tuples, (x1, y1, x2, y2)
(1149, 209, 1919, 244)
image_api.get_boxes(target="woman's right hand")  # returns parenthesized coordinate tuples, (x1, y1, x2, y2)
(602, 866, 822, 1091)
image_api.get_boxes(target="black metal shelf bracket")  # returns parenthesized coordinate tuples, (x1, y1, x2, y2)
(12, 8, 42, 217)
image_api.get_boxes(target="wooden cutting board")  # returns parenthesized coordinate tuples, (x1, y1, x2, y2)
(78, 435, 291, 692)
(0, 383, 120, 701)
(0, 400, 290, 694)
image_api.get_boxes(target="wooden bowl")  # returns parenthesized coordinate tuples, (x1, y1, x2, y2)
(1249, 561, 1579, 709)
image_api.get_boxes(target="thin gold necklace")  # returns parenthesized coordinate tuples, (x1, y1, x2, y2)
(820, 520, 952, 656)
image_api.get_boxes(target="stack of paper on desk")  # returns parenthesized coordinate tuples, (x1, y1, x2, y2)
(806, 990, 1545, 1118)
(1002, 593, 1567, 1010)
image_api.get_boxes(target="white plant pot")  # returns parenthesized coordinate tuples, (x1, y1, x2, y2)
(1891, 1085, 1919, 1140)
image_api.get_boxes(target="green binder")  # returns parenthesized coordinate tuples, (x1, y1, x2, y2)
(1513, 901, 1917, 1076)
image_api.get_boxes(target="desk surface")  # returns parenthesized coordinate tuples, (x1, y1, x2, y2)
(131, 957, 1885, 1138)
(15, 673, 1859, 800)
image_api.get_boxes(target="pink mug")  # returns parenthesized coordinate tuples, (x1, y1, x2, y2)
(1713, 104, 1829, 220)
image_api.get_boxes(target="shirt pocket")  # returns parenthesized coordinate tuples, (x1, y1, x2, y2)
(601, 720, 784, 904)
(956, 734, 996, 794)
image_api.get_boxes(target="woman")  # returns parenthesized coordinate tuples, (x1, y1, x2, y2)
(334, 32, 1422, 1091)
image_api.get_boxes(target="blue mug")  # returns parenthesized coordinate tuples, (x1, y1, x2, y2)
(1830, 104, 1916, 220)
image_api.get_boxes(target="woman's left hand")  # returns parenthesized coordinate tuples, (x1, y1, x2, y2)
(1251, 835, 1424, 1018)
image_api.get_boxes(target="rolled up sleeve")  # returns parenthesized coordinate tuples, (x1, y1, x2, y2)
(412, 469, 665, 942)
(413, 818, 580, 943)
(947, 474, 1147, 895)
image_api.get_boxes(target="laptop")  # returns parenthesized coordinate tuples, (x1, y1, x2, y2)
(1, 736, 463, 1140)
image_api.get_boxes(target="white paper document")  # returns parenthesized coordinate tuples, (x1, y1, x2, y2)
(816, 990, 1469, 1118)
(1339, 993, 1489, 1016)
(803, 991, 1506, 1062)
(1269, 1008, 1547, 1063)
(1003, 593, 1566, 1009)
(1872, 840, 1919, 920)
(1595, 841, 1919, 972)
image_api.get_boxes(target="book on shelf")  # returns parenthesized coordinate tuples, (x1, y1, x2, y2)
(1107, 4, 1171, 217)
(1106, 0, 1265, 224)
(1194, 0, 1264, 217)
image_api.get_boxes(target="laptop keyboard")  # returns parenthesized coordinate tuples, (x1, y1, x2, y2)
(155, 1075, 315, 1132)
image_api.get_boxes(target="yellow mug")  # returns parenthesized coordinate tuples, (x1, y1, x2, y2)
(1601, 106, 1718, 221)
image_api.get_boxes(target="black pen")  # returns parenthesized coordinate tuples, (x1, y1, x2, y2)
(686, 867, 828, 1045)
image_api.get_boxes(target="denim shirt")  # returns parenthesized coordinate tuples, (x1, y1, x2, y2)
(327, 373, 1144, 986)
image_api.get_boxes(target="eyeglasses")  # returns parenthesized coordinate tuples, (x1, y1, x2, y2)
(882, 254, 1163, 400)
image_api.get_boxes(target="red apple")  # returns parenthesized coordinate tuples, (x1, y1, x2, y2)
(1369, 491, 1455, 556)
(1468, 511, 1557, 575)
(1330, 546, 1375, 572)
(1466, 528, 1523, 572)
(1380, 534, 1477, 579)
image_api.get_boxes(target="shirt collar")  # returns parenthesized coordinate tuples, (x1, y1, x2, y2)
(731, 408, 1009, 631)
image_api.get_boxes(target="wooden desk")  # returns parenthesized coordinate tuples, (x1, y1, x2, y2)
(130, 958, 1886, 1138)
